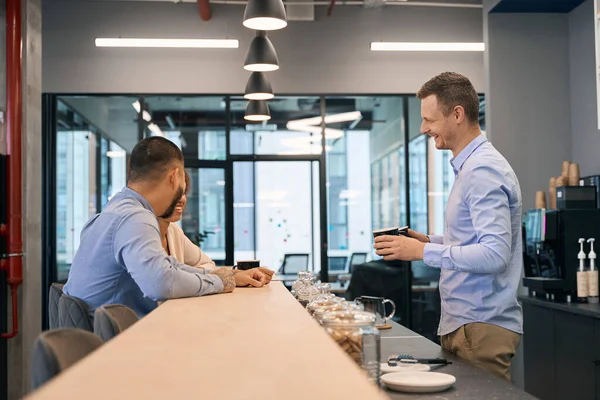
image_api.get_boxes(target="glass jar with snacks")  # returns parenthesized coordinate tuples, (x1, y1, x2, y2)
(291, 271, 309, 298)
(306, 283, 340, 315)
(312, 302, 350, 324)
(322, 310, 380, 386)
(296, 275, 319, 307)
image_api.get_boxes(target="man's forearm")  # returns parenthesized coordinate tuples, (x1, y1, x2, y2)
(209, 268, 236, 292)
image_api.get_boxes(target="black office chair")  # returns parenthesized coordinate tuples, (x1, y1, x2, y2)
(278, 254, 309, 274)
(328, 256, 348, 273)
(348, 252, 368, 272)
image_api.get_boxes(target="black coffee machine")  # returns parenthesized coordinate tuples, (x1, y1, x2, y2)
(522, 208, 600, 301)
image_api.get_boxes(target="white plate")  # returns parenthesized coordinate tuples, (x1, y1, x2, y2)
(381, 371, 456, 393)
(380, 363, 430, 374)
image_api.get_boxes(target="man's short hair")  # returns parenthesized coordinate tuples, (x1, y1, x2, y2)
(127, 136, 184, 183)
(417, 72, 480, 124)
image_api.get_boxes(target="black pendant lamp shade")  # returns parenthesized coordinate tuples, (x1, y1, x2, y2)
(244, 32, 279, 72)
(243, 0, 288, 31)
(244, 100, 271, 122)
(244, 72, 274, 100)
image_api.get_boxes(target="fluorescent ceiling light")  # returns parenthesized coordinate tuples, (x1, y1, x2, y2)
(287, 111, 362, 128)
(106, 150, 126, 158)
(132, 101, 141, 113)
(370, 42, 485, 52)
(142, 110, 152, 122)
(166, 115, 176, 130)
(286, 111, 362, 140)
(95, 38, 239, 49)
(148, 123, 164, 136)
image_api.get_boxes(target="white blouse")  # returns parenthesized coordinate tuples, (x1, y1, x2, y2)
(166, 223, 217, 270)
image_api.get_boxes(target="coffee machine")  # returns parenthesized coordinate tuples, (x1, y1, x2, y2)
(522, 208, 600, 300)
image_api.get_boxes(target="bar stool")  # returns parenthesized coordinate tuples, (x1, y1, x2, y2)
(93, 304, 139, 342)
(48, 283, 64, 330)
(58, 295, 93, 332)
(30, 328, 103, 390)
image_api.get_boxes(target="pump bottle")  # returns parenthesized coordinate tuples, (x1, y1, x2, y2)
(577, 238, 589, 302)
(588, 238, 598, 304)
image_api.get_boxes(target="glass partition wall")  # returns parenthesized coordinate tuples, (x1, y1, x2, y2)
(43, 94, 486, 339)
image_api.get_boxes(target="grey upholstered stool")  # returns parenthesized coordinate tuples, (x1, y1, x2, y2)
(48, 283, 64, 330)
(58, 295, 93, 331)
(30, 328, 103, 390)
(94, 304, 139, 342)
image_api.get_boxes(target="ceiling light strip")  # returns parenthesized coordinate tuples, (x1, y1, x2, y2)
(95, 38, 239, 49)
(370, 42, 485, 52)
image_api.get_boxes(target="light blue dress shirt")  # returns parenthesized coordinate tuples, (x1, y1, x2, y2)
(64, 187, 224, 317)
(423, 134, 523, 336)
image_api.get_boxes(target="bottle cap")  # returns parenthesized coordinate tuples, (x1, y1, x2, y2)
(588, 238, 596, 260)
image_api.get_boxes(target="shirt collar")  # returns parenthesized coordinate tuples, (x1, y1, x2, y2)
(121, 186, 156, 215)
(450, 134, 487, 174)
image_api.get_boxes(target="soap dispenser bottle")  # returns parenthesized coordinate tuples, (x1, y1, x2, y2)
(577, 238, 589, 302)
(588, 238, 599, 304)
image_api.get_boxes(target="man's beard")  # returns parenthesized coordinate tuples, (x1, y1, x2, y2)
(159, 185, 184, 219)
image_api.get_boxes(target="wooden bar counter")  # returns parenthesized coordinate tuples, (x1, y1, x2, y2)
(28, 282, 388, 400)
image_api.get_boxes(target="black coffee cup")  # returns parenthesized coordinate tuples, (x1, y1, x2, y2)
(236, 260, 260, 270)
(372, 226, 409, 238)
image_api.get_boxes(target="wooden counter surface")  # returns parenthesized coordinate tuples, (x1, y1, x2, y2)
(28, 282, 388, 400)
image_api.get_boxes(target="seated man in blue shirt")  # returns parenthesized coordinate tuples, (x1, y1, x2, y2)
(64, 136, 269, 317)
(374, 72, 522, 382)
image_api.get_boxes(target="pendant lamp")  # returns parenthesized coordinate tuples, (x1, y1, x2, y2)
(244, 100, 271, 122)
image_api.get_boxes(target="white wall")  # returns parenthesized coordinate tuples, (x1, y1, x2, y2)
(570, 0, 600, 176)
(43, 1, 484, 94)
(486, 12, 572, 212)
(484, 6, 573, 390)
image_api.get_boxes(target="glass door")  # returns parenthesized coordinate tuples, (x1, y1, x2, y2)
(182, 167, 227, 266)
(233, 161, 320, 273)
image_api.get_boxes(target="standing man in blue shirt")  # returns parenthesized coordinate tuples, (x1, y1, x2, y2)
(65, 136, 269, 317)
(374, 72, 522, 382)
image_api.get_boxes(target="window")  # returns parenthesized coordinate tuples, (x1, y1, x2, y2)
(54, 96, 138, 280)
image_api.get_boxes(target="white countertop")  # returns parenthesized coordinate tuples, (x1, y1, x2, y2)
(28, 282, 387, 400)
